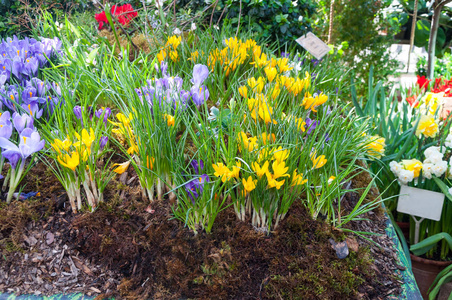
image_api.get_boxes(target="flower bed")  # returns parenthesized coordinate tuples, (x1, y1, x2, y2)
(0, 3, 417, 298)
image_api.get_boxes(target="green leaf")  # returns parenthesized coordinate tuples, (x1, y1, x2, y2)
(414, 19, 430, 48)
(410, 232, 452, 256)
(432, 176, 452, 202)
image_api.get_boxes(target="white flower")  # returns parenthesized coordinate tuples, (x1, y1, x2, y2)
(55, 21, 63, 32)
(432, 161, 448, 177)
(155, 0, 166, 7)
(173, 28, 182, 35)
(190, 23, 197, 32)
(292, 0, 298, 7)
(448, 187, 452, 195)
(422, 163, 434, 179)
(425, 146, 444, 157)
(213, 25, 219, 30)
(298, 16, 303, 22)
(424, 152, 444, 164)
(398, 169, 414, 185)
(389, 161, 402, 176)
(446, 134, 452, 148)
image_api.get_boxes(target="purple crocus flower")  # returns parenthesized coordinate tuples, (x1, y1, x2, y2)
(191, 64, 209, 88)
(21, 102, 43, 119)
(190, 159, 204, 174)
(12, 112, 33, 134)
(99, 136, 108, 151)
(305, 117, 318, 135)
(281, 52, 290, 58)
(0, 128, 45, 168)
(184, 174, 210, 203)
(73, 105, 83, 120)
(95, 107, 112, 124)
(0, 111, 12, 139)
(191, 85, 209, 107)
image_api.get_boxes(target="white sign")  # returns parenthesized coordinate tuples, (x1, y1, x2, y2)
(397, 185, 444, 221)
(296, 32, 331, 60)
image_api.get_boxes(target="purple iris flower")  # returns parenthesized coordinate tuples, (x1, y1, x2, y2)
(305, 117, 318, 135)
(99, 136, 108, 151)
(190, 159, 204, 174)
(0, 128, 45, 168)
(0, 111, 12, 139)
(12, 112, 33, 134)
(281, 52, 290, 58)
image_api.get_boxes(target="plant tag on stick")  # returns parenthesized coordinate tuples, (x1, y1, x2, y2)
(296, 32, 330, 60)
(397, 185, 444, 221)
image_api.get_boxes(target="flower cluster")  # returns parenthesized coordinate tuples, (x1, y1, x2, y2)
(0, 111, 45, 203)
(95, 4, 138, 30)
(157, 36, 182, 63)
(51, 125, 110, 212)
(135, 63, 210, 109)
(0, 78, 62, 119)
(390, 146, 450, 185)
(0, 36, 62, 85)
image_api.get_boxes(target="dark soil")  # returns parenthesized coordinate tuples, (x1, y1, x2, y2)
(0, 162, 404, 299)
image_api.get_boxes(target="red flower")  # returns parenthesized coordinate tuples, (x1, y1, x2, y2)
(416, 75, 431, 91)
(406, 95, 419, 107)
(94, 4, 138, 30)
(95, 11, 108, 30)
(111, 4, 138, 26)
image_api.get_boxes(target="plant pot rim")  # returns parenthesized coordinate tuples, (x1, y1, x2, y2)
(410, 253, 452, 267)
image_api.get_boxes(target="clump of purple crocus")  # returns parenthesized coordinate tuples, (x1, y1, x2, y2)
(135, 63, 210, 110)
(0, 78, 62, 119)
(0, 112, 45, 203)
(0, 36, 62, 85)
(184, 159, 210, 204)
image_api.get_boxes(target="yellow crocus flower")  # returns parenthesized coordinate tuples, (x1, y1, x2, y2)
(271, 160, 290, 179)
(113, 161, 131, 174)
(272, 146, 290, 163)
(147, 156, 155, 170)
(266, 172, 285, 190)
(239, 85, 248, 98)
(51, 137, 72, 154)
(311, 152, 327, 169)
(157, 49, 166, 63)
(261, 132, 276, 145)
(292, 170, 308, 186)
(264, 66, 277, 83)
(302, 92, 328, 113)
(164, 114, 175, 127)
(57, 151, 80, 171)
(74, 128, 95, 150)
(252, 161, 269, 178)
(242, 176, 257, 195)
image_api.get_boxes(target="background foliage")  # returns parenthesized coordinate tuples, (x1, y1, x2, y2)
(176, 0, 318, 47)
(0, 0, 92, 37)
(316, 0, 401, 95)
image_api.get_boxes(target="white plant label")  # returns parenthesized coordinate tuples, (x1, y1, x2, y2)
(397, 185, 444, 221)
(296, 32, 330, 60)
